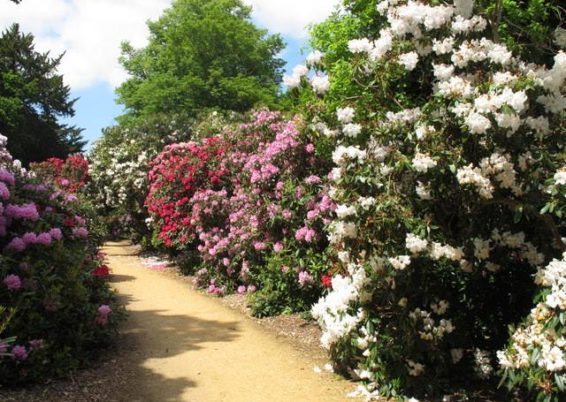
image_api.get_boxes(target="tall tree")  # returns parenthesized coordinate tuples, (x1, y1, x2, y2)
(116, 0, 285, 123)
(0, 24, 84, 165)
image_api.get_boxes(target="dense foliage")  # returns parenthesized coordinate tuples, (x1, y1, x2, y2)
(116, 0, 285, 124)
(0, 135, 122, 384)
(145, 111, 336, 316)
(278, 0, 566, 400)
(0, 24, 85, 165)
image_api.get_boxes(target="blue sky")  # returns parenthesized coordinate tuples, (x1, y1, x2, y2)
(0, 0, 340, 151)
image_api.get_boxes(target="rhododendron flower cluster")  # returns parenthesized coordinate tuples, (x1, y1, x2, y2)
(146, 137, 227, 248)
(282, 0, 566, 398)
(145, 111, 336, 314)
(0, 135, 121, 384)
(31, 154, 89, 193)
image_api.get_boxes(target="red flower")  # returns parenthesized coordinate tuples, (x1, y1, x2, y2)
(321, 274, 332, 289)
(92, 264, 110, 277)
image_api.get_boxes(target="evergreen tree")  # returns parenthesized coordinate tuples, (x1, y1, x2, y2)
(0, 24, 84, 165)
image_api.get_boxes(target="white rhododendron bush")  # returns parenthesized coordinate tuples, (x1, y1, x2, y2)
(285, 0, 566, 399)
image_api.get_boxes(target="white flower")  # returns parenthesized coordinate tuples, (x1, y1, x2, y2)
(412, 153, 437, 173)
(283, 74, 301, 89)
(293, 64, 309, 77)
(311, 75, 330, 94)
(432, 37, 455, 55)
(451, 348, 464, 364)
(554, 169, 566, 185)
(336, 204, 357, 219)
(406, 233, 428, 254)
(416, 181, 432, 200)
(389, 255, 411, 270)
(336, 107, 355, 123)
(398, 52, 419, 71)
(348, 38, 373, 54)
(433, 63, 455, 81)
(343, 123, 363, 138)
(465, 112, 492, 134)
(406, 360, 425, 376)
(306, 50, 324, 66)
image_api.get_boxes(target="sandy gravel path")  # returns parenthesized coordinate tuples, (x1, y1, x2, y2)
(103, 241, 352, 402)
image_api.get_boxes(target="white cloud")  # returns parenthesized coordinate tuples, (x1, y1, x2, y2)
(0, 0, 339, 90)
(245, 0, 341, 38)
(0, 0, 170, 89)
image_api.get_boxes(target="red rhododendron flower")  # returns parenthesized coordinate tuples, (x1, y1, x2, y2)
(92, 265, 110, 277)
(321, 274, 332, 289)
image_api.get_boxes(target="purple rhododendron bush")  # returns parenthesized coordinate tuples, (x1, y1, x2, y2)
(146, 111, 337, 316)
(0, 135, 123, 385)
(279, 0, 566, 399)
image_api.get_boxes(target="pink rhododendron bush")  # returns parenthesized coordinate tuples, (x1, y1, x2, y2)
(282, 0, 565, 399)
(0, 136, 122, 384)
(146, 111, 336, 316)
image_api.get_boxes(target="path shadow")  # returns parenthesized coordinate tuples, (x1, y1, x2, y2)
(109, 274, 136, 283)
(112, 296, 240, 401)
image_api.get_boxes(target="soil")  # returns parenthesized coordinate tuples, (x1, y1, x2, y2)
(0, 241, 356, 402)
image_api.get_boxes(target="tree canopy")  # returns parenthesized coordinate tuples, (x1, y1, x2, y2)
(116, 0, 286, 123)
(0, 24, 84, 165)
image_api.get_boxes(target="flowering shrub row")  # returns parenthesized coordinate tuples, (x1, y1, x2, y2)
(145, 111, 336, 316)
(0, 135, 122, 384)
(280, 0, 565, 400)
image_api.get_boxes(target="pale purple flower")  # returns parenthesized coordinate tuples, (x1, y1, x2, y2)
(304, 175, 321, 185)
(298, 271, 314, 287)
(0, 181, 10, 199)
(29, 339, 44, 349)
(0, 168, 15, 185)
(3, 274, 22, 290)
(5, 237, 25, 252)
(36, 233, 52, 245)
(96, 304, 112, 325)
(49, 228, 63, 241)
(11, 345, 28, 361)
(5, 203, 39, 221)
(22, 232, 37, 245)
(72, 227, 88, 238)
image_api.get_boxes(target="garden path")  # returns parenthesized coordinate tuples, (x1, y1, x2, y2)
(104, 241, 352, 402)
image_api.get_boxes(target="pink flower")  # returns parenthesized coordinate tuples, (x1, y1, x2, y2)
(0, 181, 10, 199)
(304, 175, 321, 185)
(3, 274, 22, 290)
(96, 304, 112, 325)
(0, 168, 15, 185)
(305, 143, 315, 153)
(5, 203, 39, 221)
(49, 228, 63, 241)
(237, 285, 247, 294)
(22, 232, 37, 245)
(29, 339, 45, 349)
(72, 227, 88, 238)
(5, 238, 25, 252)
(11, 345, 28, 361)
(247, 285, 257, 293)
(273, 242, 284, 252)
(298, 271, 314, 287)
(36, 233, 52, 245)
